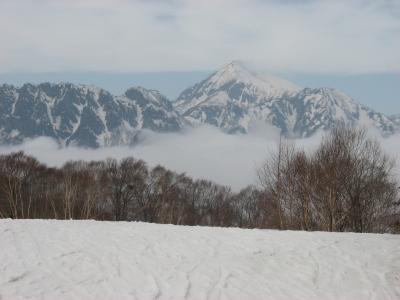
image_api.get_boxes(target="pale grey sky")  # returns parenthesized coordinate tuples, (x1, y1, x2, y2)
(0, 0, 399, 73)
(0, 0, 399, 113)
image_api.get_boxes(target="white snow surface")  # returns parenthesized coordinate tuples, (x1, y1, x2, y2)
(0, 219, 399, 300)
(207, 61, 302, 95)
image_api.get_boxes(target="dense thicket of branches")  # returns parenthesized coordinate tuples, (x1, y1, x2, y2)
(258, 126, 400, 233)
(0, 127, 399, 233)
(0, 152, 266, 228)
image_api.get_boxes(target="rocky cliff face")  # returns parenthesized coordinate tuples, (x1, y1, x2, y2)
(0, 83, 183, 147)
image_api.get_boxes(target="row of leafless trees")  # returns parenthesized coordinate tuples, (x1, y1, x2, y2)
(258, 126, 400, 233)
(0, 151, 274, 228)
(0, 126, 399, 233)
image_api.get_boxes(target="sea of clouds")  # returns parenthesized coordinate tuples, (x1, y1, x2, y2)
(0, 126, 399, 191)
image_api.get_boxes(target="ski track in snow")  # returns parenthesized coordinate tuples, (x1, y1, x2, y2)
(0, 220, 399, 300)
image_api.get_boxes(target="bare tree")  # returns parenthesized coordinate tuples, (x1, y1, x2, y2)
(0, 136, 397, 234)
(258, 126, 399, 233)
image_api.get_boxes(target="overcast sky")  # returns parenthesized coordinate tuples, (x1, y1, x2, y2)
(0, 0, 399, 112)
(1, 0, 399, 73)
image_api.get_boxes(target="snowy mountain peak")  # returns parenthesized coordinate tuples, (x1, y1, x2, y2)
(175, 63, 396, 136)
(175, 61, 302, 115)
(217, 60, 253, 78)
(208, 61, 302, 95)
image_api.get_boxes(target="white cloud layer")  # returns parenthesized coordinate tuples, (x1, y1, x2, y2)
(0, 0, 399, 73)
(0, 126, 399, 191)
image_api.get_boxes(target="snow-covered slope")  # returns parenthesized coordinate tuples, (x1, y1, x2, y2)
(389, 113, 400, 126)
(175, 61, 301, 115)
(176, 62, 396, 136)
(0, 219, 399, 300)
(0, 83, 183, 147)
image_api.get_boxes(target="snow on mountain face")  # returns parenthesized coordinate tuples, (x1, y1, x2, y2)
(389, 113, 400, 126)
(284, 88, 396, 137)
(0, 83, 183, 147)
(175, 61, 301, 115)
(0, 63, 397, 148)
(175, 62, 396, 136)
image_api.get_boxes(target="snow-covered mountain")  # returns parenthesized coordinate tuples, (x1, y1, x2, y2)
(389, 113, 400, 126)
(0, 83, 183, 147)
(175, 61, 396, 136)
(0, 62, 397, 147)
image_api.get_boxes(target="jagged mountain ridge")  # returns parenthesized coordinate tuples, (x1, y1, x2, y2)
(0, 62, 398, 148)
(175, 62, 397, 137)
(0, 82, 183, 147)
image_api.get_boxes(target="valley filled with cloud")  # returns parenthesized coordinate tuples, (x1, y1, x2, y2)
(1, 126, 398, 191)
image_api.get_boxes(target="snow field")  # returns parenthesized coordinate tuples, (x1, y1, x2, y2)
(0, 219, 399, 300)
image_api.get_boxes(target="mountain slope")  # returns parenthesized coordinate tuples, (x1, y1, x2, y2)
(175, 61, 301, 115)
(0, 83, 183, 147)
(175, 62, 396, 136)
(0, 64, 397, 148)
(389, 113, 400, 126)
